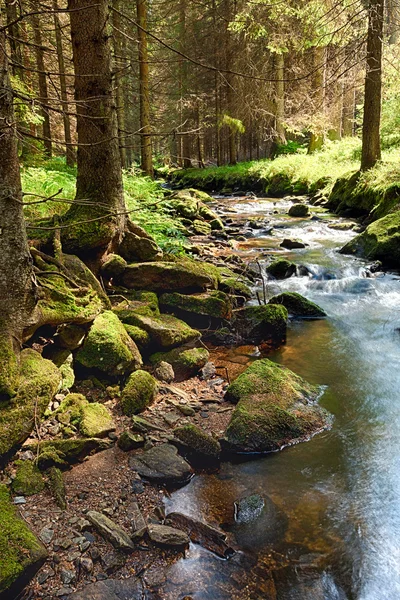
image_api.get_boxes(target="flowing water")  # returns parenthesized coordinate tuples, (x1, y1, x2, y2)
(160, 197, 400, 599)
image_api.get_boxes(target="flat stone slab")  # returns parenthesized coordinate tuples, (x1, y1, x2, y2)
(129, 443, 193, 485)
(86, 511, 134, 552)
(68, 577, 144, 600)
(148, 524, 189, 548)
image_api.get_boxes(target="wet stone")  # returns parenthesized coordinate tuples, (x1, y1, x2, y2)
(129, 443, 193, 485)
(148, 524, 190, 548)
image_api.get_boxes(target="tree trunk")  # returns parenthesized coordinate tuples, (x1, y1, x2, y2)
(64, 0, 126, 255)
(361, 0, 384, 171)
(31, 10, 52, 157)
(308, 46, 326, 154)
(53, 0, 75, 166)
(113, 0, 127, 169)
(5, 0, 23, 78)
(275, 52, 286, 144)
(136, 0, 153, 176)
(0, 25, 35, 397)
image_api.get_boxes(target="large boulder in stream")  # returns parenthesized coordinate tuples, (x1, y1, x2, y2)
(340, 211, 400, 266)
(223, 359, 330, 452)
(0, 485, 48, 599)
(268, 292, 326, 319)
(233, 304, 288, 346)
(288, 203, 310, 218)
(121, 259, 219, 292)
(266, 259, 297, 280)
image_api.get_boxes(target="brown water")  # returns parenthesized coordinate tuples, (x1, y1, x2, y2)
(160, 197, 400, 600)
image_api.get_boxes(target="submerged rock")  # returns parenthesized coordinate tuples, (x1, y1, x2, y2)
(76, 311, 142, 377)
(121, 370, 158, 416)
(150, 346, 209, 381)
(0, 485, 47, 598)
(234, 494, 264, 524)
(224, 359, 330, 452)
(288, 203, 310, 217)
(340, 211, 400, 266)
(129, 443, 193, 485)
(266, 259, 297, 280)
(233, 304, 288, 346)
(165, 512, 234, 558)
(268, 292, 326, 319)
(148, 524, 189, 548)
(68, 577, 144, 600)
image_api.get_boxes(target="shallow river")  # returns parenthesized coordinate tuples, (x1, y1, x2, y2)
(161, 197, 400, 599)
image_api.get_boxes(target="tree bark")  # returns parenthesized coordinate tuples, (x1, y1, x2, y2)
(274, 53, 286, 144)
(53, 0, 75, 166)
(0, 24, 35, 397)
(64, 0, 126, 255)
(308, 46, 326, 154)
(113, 0, 127, 169)
(31, 10, 52, 157)
(361, 0, 384, 171)
(137, 0, 153, 176)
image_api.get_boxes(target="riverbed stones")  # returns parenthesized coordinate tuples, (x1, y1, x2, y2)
(235, 494, 265, 523)
(124, 313, 200, 351)
(288, 203, 310, 217)
(150, 346, 209, 381)
(0, 485, 48, 599)
(224, 359, 329, 452)
(117, 431, 145, 451)
(173, 424, 221, 460)
(121, 370, 158, 415)
(129, 443, 193, 485)
(280, 238, 307, 249)
(165, 512, 233, 558)
(233, 304, 288, 346)
(67, 577, 144, 600)
(268, 292, 327, 319)
(121, 260, 219, 292)
(86, 511, 135, 552)
(148, 524, 190, 548)
(340, 211, 400, 266)
(76, 311, 142, 377)
(266, 259, 297, 280)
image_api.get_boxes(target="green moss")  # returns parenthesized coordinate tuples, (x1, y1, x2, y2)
(0, 336, 20, 397)
(268, 292, 326, 318)
(50, 349, 75, 390)
(120, 312, 200, 351)
(123, 324, 151, 349)
(113, 292, 160, 323)
(47, 466, 66, 510)
(100, 254, 127, 279)
(117, 431, 145, 451)
(0, 485, 47, 595)
(159, 291, 232, 320)
(121, 370, 158, 416)
(76, 311, 142, 377)
(266, 259, 296, 280)
(12, 461, 45, 496)
(340, 211, 400, 266)
(33, 437, 113, 470)
(0, 349, 61, 458)
(234, 304, 288, 346)
(121, 259, 220, 292)
(150, 346, 209, 381)
(80, 403, 115, 438)
(192, 220, 212, 235)
(54, 393, 87, 427)
(173, 424, 220, 459)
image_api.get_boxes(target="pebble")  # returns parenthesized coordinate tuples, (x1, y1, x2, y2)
(60, 569, 76, 585)
(79, 557, 94, 573)
(200, 411, 209, 419)
(19, 450, 35, 461)
(83, 531, 96, 543)
(39, 527, 55, 545)
(37, 568, 55, 584)
(13, 496, 26, 504)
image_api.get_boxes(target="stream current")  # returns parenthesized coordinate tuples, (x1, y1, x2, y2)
(161, 196, 400, 599)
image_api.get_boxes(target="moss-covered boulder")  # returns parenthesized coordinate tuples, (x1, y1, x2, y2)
(117, 431, 145, 451)
(100, 254, 127, 280)
(113, 292, 160, 321)
(0, 349, 61, 459)
(340, 211, 400, 266)
(288, 203, 310, 218)
(268, 292, 326, 319)
(121, 260, 219, 292)
(160, 290, 232, 323)
(266, 259, 297, 280)
(233, 305, 288, 346)
(47, 466, 67, 509)
(32, 438, 113, 470)
(76, 311, 142, 377)
(150, 346, 209, 381)
(192, 219, 212, 236)
(54, 393, 115, 437)
(176, 188, 214, 203)
(121, 370, 158, 416)
(50, 349, 75, 390)
(56, 323, 86, 350)
(173, 424, 221, 460)
(119, 313, 200, 351)
(123, 325, 151, 351)
(119, 231, 163, 262)
(224, 359, 330, 452)
(0, 485, 47, 598)
(12, 460, 45, 496)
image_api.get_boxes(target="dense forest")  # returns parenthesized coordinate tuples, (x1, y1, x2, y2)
(1, 0, 400, 598)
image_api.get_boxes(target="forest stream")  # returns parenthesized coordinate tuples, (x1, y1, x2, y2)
(156, 195, 400, 599)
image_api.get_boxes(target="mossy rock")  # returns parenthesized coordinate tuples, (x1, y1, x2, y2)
(62, 254, 111, 310)
(159, 290, 232, 322)
(174, 197, 199, 219)
(340, 211, 400, 267)
(113, 292, 160, 321)
(100, 254, 127, 280)
(210, 218, 224, 231)
(123, 325, 151, 350)
(54, 393, 87, 427)
(76, 311, 142, 377)
(119, 313, 200, 351)
(176, 188, 214, 203)
(216, 266, 252, 301)
(288, 203, 310, 217)
(173, 424, 221, 460)
(47, 466, 67, 510)
(54, 393, 114, 438)
(12, 461, 45, 496)
(117, 431, 145, 451)
(268, 292, 326, 319)
(266, 259, 297, 280)
(192, 220, 212, 236)
(0, 349, 61, 459)
(119, 231, 163, 262)
(0, 485, 47, 597)
(32, 438, 113, 470)
(233, 304, 288, 346)
(49, 349, 75, 390)
(121, 259, 219, 292)
(224, 359, 330, 452)
(56, 323, 86, 350)
(121, 370, 158, 416)
(150, 346, 209, 381)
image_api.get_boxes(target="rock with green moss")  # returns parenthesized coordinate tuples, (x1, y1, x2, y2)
(268, 292, 326, 319)
(266, 259, 297, 280)
(117, 431, 145, 451)
(123, 325, 151, 350)
(120, 313, 200, 351)
(288, 203, 310, 217)
(76, 311, 142, 377)
(150, 346, 209, 381)
(54, 393, 115, 438)
(33, 438, 113, 470)
(193, 220, 212, 236)
(173, 424, 221, 460)
(63, 254, 111, 309)
(47, 466, 67, 509)
(0, 485, 47, 598)
(121, 370, 158, 416)
(100, 254, 127, 280)
(119, 231, 163, 262)
(121, 260, 219, 292)
(340, 211, 400, 266)
(54, 393, 87, 427)
(224, 359, 330, 452)
(50, 349, 75, 390)
(159, 290, 232, 323)
(233, 305, 288, 346)
(12, 460, 45, 496)
(210, 218, 224, 231)
(0, 349, 61, 459)
(176, 188, 214, 203)
(113, 292, 160, 321)
(56, 323, 86, 350)
(216, 266, 252, 301)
